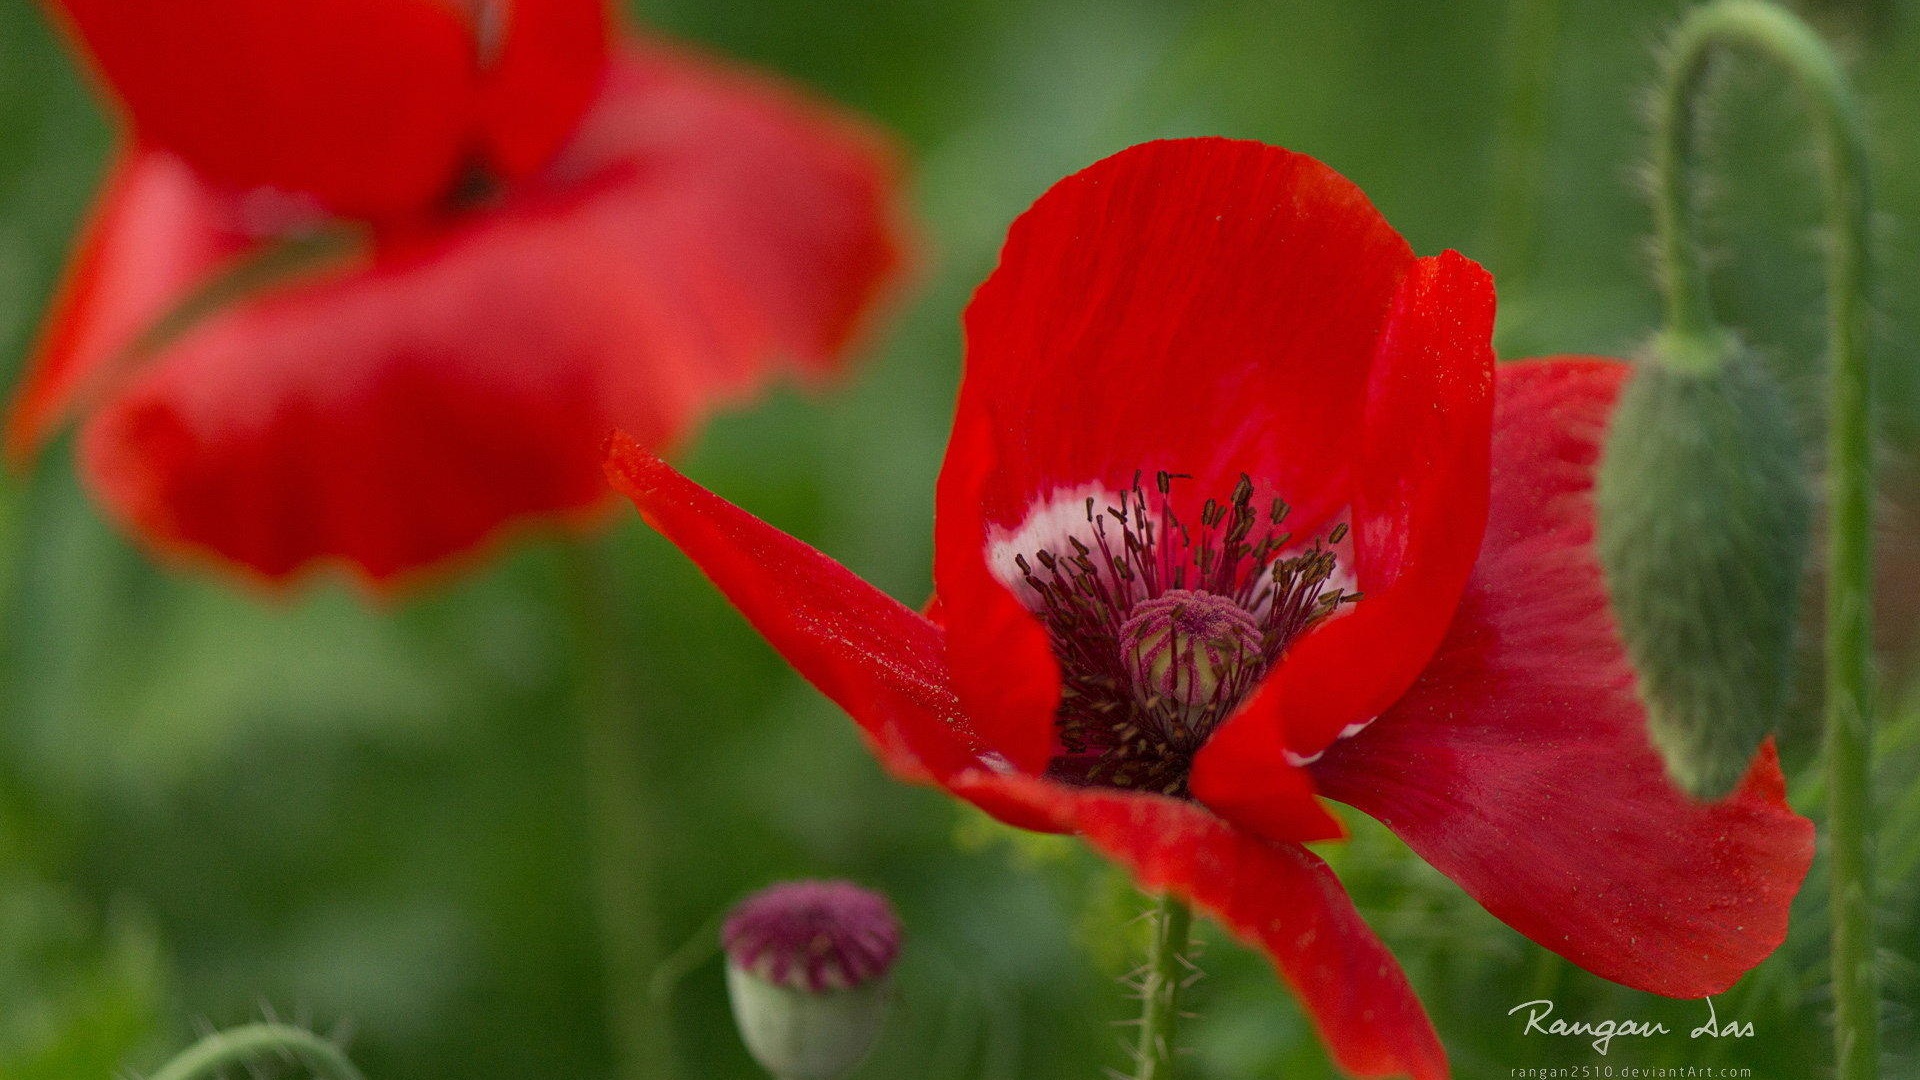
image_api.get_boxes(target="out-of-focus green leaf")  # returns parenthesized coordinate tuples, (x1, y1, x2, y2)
(0, 875, 166, 1080)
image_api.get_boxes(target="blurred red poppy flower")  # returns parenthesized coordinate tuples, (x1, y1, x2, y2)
(41, 0, 609, 222)
(607, 139, 1814, 1079)
(9, 0, 906, 586)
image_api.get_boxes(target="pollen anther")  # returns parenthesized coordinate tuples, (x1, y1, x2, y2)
(1007, 472, 1358, 797)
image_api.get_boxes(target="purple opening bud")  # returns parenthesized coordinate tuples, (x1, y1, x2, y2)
(723, 881, 901, 1080)
(723, 880, 901, 992)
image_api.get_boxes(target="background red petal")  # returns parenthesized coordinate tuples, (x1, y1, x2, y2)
(48, 0, 480, 220)
(1310, 357, 1815, 997)
(73, 43, 907, 586)
(547, 42, 907, 374)
(477, 0, 611, 184)
(949, 772, 1449, 1080)
(4, 145, 257, 464)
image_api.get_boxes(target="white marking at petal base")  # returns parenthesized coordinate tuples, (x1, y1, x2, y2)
(1282, 717, 1374, 768)
(1325, 561, 1359, 598)
(984, 483, 1124, 607)
(1301, 509, 1359, 599)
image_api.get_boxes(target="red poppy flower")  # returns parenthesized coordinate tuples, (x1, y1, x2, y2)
(607, 139, 1816, 1078)
(8, 0, 905, 587)
(42, 0, 608, 222)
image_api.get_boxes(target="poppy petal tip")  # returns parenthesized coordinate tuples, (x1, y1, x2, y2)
(602, 430, 670, 497)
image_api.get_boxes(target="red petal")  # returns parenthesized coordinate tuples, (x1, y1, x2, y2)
(48, 0, 480, 219)
(936, 138, 1415, 774)
(604, 439, 990, 781)
(4, 146, 256, 464)
(546, 41, 907, 373)
(931, 409, 1061, 773)
(477, 0, 611, 183)
(1311, 357, 1814, 997)
(950, 137, 1413, 529)
(74, 43, 906, 585)
(949, 772, 1447, 1080)
(1191, 252, 1496, 833)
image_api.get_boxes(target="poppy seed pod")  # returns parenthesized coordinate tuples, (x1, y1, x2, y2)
(1597, 336, 1811, 799)
(722, 881, 901, 1080)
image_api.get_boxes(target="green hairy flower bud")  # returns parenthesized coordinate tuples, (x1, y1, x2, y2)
(1597, 334, 1811, 798)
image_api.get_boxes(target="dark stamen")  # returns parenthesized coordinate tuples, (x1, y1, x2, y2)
(1014, 473, 1358, 798)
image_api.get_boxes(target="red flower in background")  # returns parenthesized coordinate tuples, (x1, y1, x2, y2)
(8, 0, 905, 586)
(608, 139, 1814, 1079)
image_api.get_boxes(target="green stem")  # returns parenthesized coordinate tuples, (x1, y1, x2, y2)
(0, 449, 24, 670)
(1490, 0, 1563, 283)
(1652, 5, 1877, 1078)
(564, 539, 674, 1080)
(148, 1024, 366, 1080)
(0, 459, 36, 856)
(1132, 894, 1193, 1080)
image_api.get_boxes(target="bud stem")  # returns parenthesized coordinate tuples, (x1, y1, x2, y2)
(149, 1023, 366, 1080)
(1652, 5, 1878, 1079)
(1132, 893, 1194, 1080)
(565, 538, 676, 1080)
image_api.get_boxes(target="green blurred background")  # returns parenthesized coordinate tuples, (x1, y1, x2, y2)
(3, 0, 1920, 1077)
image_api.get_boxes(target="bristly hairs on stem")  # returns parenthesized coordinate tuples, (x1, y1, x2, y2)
(145, 1022, 367, 1080)
(1648, 3, 1879, 1078)
(1122, 893, 1198, 1080)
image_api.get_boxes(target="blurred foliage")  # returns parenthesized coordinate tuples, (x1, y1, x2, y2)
(0, 809, 166, 1079)
(3, 0, 1920, 1078)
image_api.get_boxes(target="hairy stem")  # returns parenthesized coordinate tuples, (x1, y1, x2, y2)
(565, 539, 674, 1080)
(149, 1024, 365, 1080)
(1652, 4, 1877, 1077)
(1132, 894, 1194, 1080)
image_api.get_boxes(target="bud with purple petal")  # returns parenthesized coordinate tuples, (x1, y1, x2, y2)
(722, 880, 901, 1080)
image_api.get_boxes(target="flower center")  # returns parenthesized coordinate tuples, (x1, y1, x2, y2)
(1119, 589, 1265, 717)
(1007, 472, 1356, 797)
